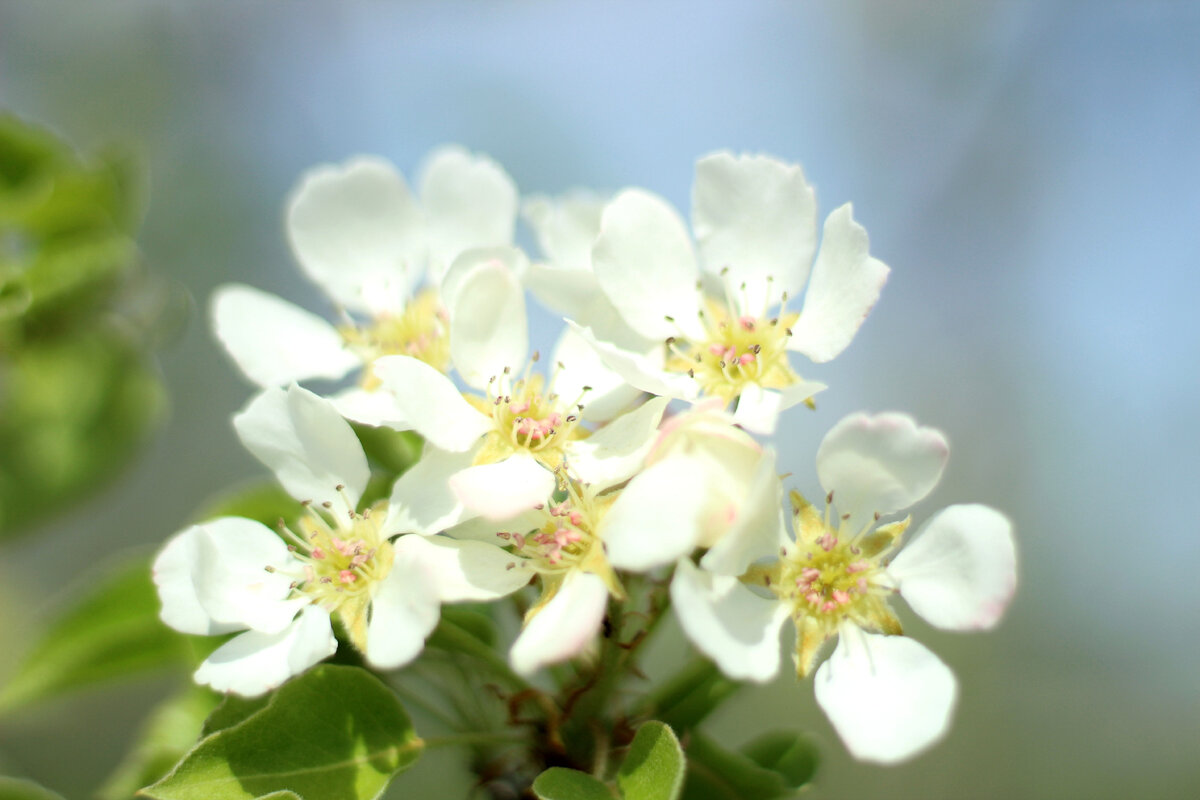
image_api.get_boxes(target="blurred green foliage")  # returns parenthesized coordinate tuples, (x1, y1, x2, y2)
(0, 112, 168, 536)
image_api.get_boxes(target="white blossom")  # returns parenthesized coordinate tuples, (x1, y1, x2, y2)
(672, 412, 1016, 763)
(152, 384, 526, 696)
(574, 152, 890, 434)
(210, 147, 518, 427)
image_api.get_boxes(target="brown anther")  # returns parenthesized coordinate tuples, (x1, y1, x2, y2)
(322, 501, 333, 508)
(264, 565, 277, 573)
(335, 483, 345, 491)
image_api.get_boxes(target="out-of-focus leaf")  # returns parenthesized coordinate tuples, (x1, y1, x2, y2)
(193, 481, 302, 529)
(352, 424, 422, 479)
(680, 733, 791, 800)
(0, 776, 67, 800)
(617, 721, 685, 800)
(99, 686, 222, 800)
(531, 768, 614, 800)
(642, 659, 740, 732)
(140, 665, 423, 800)
(437, 604, 498, 648)
(0, 332, 166, 537)
(0, 556, 189, 713)
(739, 731, 817, 792)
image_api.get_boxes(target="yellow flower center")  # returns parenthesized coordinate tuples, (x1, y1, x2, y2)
(495, 479, 622, 598)
(467, 355, 589, 470)
(744, 490, 908, 676)
(664, 294, 802, 406)
(271, 498, 394, 653)
(339, 289, 450, 386)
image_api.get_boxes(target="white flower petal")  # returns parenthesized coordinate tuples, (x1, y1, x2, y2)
(442, 507, 546, 544)
(670, 559, 788, 683)
(194, 605, 337, 697)
(392, 534, 531, 602)
(440, 244, 529, 314)
(567, 397, 670, 490)
(549, 323, 644, 424)
(889, 504, 1017, 631)
(384, 445, 479, 536)
(789, 204, 890, 363)
(522, 191, 606, 271)
(449, 249, 529, 388)
(732, 385, 783, 435)
(233, 385, 370, 512)
(692, 152, 818, 313)
(328, 385, 410, 430)
(419, 146, 518, 282)
(449, 455, 556, 520)
(188, 517, 308, 634)
(700, 447, 789, 576)
(816, 412, 949, 530)
(153, 522, 254, 636)
(603, 455, 709, 572)
(510, 571, 609, 675)
(372, 355, 492, 452)
(814, 627, 957, 765)
(592, 189, 703, 340)
(568, 321, 695, 400)
(364, 546, 441, 670)
(210, 284, 358, 388)
(286, 157, 424, 314)
(733, 380, 826, 435)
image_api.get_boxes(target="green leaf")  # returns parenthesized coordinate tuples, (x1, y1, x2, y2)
(680, 733, 789, 800)
(0, 556, 189, 713)
(140, 665, 423, 800)
(643, 659, 741, 732)
(0, 776, 67, 800)
(739, 731, 817, 792)
(200, 694, 273, 738)
(531, 768, 615, 800)
(99, 686, 222, 800)
(617, 721, 685, 800)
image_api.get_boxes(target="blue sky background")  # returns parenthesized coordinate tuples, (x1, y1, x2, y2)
(1, 2, 1198, 797)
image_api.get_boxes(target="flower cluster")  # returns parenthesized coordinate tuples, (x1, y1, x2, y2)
(153, 147, 1016, 766)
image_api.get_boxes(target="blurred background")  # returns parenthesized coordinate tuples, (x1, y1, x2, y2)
(1, 1, 1198, 797)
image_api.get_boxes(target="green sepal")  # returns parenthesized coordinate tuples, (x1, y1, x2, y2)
(617, 721, 685, 800)
(139, 665, 423, 800)
(0, 555, 190, 713)
(531, 768, 615, 800)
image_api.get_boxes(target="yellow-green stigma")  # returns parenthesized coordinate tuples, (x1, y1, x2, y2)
(469, 353, 589, 470)
(664, 284, 804, 407)
(273, 496, 394, 653)
(339, 289, 450, 384)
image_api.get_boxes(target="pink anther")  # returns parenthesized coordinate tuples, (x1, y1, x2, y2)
(310, 547, 326, 560)
(845, 561, 870, 573)
(338, 570, 358, 584)
(738, 316, 756, 330)
(832, 590, 851, 605)
(738, 353, 756, 365)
